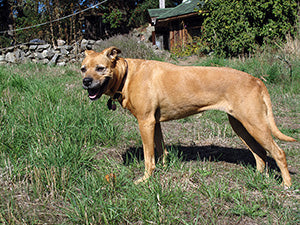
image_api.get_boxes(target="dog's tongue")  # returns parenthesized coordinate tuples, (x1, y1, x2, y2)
(88, 88, 100, 99)
(89, 94, 98, 99)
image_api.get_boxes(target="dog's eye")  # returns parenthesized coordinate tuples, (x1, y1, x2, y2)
(81, 67, 86, 73)
(96, 66, 105, 73)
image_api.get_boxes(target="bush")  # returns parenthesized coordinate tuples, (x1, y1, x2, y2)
(171, 36, 209, 57)
(93, 35, 164, 60)
(198, 0, 298, 57)
(0, 36, 11, 48)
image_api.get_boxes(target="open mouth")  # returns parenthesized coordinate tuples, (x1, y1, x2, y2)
(86, 77, 110, 101)
(88, 87, 102, 101)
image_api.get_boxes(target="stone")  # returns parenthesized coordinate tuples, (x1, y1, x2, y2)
(95, 40, 102, 46)
(42, 49, 55, 59)
(57, 62, 66, 66)
(71, 44, 80, 54)
(80, 39, 88, 50)
(29, 45, 38, 50)
(6, 47, 14, 52)
(0, 38, 114, 65)
(37, 44, 51, 52)
(41, 50, 49, 58)
(88, 40, 95, 45)
(16, 49, 26, 61)
(68, 53, 76, 59)
(57, 39, 66, 46)
(62, 45, 72, 51)
(48, 53, 59, 65)
(39, 58, 49, 64)
(33, 52, 43, 59)
(5, 52, 17, 63)
(59, 47, 69, 55)
(25, 51, 33, 58)
(69, 58, 77, 63)
(19, 44, 29, 51)
(30, 39, 46, 44)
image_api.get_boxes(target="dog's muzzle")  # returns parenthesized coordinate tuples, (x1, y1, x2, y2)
(82, 77, 110, 101)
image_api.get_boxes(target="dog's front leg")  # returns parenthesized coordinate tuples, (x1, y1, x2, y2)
(135, 120, 156, 184)
(154, 122, 168, 166)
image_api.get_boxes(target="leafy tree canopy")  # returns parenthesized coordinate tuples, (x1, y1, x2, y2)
(0, 0, 181, 47)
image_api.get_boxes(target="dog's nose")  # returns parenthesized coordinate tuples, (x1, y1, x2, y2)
(83, 77, 93, 87)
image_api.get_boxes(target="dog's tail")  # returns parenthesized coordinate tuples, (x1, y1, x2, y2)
(262, 83, 296, 142)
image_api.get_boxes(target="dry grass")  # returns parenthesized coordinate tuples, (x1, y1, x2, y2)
(280, 33, 300, 59)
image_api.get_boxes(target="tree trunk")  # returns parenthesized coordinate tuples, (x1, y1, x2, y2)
(46, 0, 56, 46)
(54, 0, 63, 40)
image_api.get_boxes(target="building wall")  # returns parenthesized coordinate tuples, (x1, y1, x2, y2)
(155, 14, 204, 51)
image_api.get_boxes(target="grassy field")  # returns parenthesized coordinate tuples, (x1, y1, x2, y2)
(0, 48, 299, 224)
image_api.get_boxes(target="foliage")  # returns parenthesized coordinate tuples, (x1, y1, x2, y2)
(0, 0, 84, 46)
(197, 0, 299, 57)
(129, 0, 158, 28)
(102, 0, 181, 34)
(171, 36, 210, 57)
(14, 0, 47, 42)
(0, 36, 10, 47)
(93, 34, 165, 60)
(0, 0, 182, 47)
(103, 8, 124, 29)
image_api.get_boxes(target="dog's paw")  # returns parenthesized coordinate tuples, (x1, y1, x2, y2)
(134, 176, 149, 185)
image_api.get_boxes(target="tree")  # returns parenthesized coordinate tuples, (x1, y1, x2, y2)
(0, 0, 182, 47)
(128, 0, 181, 28)
(13, 0, 46, 43)
(0, 0, 13, 47)
(101, 0, 182, 34)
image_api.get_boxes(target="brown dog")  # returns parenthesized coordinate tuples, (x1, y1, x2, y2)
(81, 46, 296, 187)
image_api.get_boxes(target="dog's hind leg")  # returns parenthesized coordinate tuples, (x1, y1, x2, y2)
(154, 122, 168, 166)
(228, 114, 291, 187)
(228, 114, 267, 173)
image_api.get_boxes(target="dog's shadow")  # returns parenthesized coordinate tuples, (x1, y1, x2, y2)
(122, 144, 284, 174)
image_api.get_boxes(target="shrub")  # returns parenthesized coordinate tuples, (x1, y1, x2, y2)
(171, 36, 209, 57)
(197, 0, 298, 57)
(93, 35, 163, 60)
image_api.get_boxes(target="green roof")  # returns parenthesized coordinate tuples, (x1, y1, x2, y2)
(148, 8, 170, 18)
(148, 0, 204, 21)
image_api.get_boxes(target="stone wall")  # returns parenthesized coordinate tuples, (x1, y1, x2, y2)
(0, 39, 103, 66)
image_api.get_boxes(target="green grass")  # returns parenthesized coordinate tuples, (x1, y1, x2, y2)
(0, 52, 299, 224)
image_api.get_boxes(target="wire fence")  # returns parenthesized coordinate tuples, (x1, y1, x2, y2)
(0, 0, 108, 34)
(0, 0, 110, 49)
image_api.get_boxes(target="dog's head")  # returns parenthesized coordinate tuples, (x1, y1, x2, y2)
(81, 46, 121, 101)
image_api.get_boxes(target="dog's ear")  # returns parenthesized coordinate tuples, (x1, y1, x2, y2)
(105, 46, 121, 61)
(85, 50, 96, 56)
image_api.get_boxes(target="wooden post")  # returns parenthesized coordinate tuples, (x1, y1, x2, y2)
(152, 31, 156, 45)
(170, 29, 174, 50)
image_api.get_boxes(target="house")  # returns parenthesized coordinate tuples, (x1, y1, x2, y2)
(148, 0, 204, 51)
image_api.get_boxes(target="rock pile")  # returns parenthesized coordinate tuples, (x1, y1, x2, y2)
(0, 39, 103, 66)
